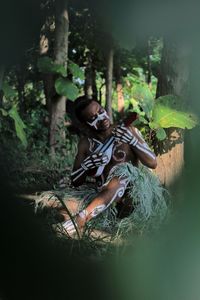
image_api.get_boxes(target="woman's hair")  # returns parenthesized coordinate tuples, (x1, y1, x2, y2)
(74, 96, 98, 123)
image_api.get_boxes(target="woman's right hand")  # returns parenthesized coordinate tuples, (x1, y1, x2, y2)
(81, 152, 109, 170)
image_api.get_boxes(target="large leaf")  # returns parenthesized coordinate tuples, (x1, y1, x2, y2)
(130, 84, 154, 119)
(55, 78, 79, 101)
(8, 106, 27, 147)
(68, 62, 84, 80)
(37, 57, 67, 77)
(152, 95, 198, 129)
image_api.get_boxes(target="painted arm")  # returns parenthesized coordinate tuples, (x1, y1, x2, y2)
(112, 125, 157, 169)
(71, 138, 109, 186)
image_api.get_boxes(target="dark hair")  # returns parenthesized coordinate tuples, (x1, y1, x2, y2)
(74, 96, 99, 123)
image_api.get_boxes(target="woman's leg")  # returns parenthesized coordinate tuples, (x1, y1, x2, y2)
(62, 175, 129, 234)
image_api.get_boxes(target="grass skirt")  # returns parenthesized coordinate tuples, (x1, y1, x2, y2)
(35, 162, 169, 237)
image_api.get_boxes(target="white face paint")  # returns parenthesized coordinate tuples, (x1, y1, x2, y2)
(86, 110, 110, 130)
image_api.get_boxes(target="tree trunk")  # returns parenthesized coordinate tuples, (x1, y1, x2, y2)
(99, 83, 105, 105)
(16, 65, 25, 115)
(116, 82, 124, 116)
(92, 68, 98, 99)
(39, 34, 54, 115)
(146, 40, 152, 88)
(0, 65, 4, 106)
(105, 46, 114, 123)
(155, 39, 190, 187)
(84, 55, 97, 100)
(115, 55, 124, 117)
(49, 0, 69, 156)
(84, 55, 93, 99)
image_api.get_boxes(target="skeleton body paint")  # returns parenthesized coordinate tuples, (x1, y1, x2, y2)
(71, 135, 115, 183)
(62, 100, 158, 236)
(63, 219, 78, 235)
(90, 204, 106, 217)
(71, 152, 109, 182)
(72, 125, 156, 184)
(113, 126, 156, 161)
(79, 176, 130, 220)
(112, 142, 126, 162)
(64, 175, 130, 236)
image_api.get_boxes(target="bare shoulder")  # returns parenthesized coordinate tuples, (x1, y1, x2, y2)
(128, 125, 145, 142)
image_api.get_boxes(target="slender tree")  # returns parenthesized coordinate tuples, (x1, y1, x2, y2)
(16, 64, 26, 115)
(39, 31, 54, 116)
(115, 53, 124, 116)
(84, 53, 93, 99)
(49, 0, 69, 156)
(105, 44, 114, 122)
(146, 39, 152, 88)
(0, 65, 4, 105)
(84, 63, 98, 100)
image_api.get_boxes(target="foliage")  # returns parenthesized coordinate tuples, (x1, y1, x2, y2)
(123, 78, 198, 141)
(0, 81, 27, 147)
(37, 56, 84, 101)
(55, 78, 79, 100)
(0, 127, 78, 191)
(68, 61, 85, 80)
(8, 106, 27, 148)
(2, 81, 18, 98)
(24, 106, 49, 148)
(37, 56, 67, 77)
(150, 95, 198, 130)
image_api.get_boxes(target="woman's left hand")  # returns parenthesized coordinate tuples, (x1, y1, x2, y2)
(112, 126, 138, 146)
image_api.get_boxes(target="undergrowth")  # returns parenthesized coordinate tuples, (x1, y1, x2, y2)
(0, 133, 78, 191)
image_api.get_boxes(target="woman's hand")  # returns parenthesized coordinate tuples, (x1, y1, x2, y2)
(112, 126, 138, 147)
(81, 152, 109, 170)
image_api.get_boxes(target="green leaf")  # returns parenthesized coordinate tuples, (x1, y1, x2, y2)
(37, 57, 67, 77)
(152, 95, 198, 129)
(131, 84, 154, 119)
(52, 65, 67, 77)
(0, 108, 8, 116)
(68, 62, 84, 80)
(156, 128, 167, 140)
(37, 56, 52, 72)
(55, 78, 79, 101)
(8, 106, 27, 148)
(138, 115, 148, 124)
(155, 95, 183, 110)
(2, 82, 18, 98)
(149, 121, 159, 129)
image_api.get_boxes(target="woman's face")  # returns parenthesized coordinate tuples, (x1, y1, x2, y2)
(81, 101, 111, 131)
